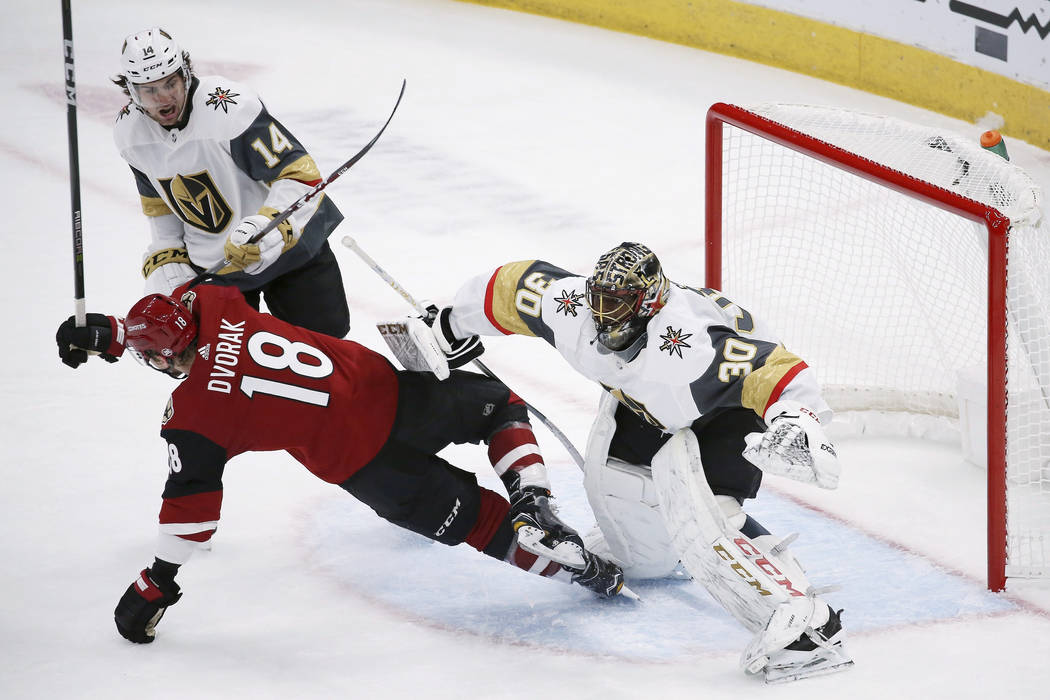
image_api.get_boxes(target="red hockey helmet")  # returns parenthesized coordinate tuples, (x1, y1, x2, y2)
(125, 293, 198, 359)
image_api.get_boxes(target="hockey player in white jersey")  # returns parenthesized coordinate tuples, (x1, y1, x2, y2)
(109, 27, 349, 339)
(414, 242, 853, 683)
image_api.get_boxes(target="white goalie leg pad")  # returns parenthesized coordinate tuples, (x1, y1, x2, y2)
(651, 429, 828, 652)
(582, 393, 679, 579)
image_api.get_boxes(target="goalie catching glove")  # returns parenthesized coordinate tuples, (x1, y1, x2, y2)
(114, 560, 182, 644)
(742, 400, 840, 489)
(421, 303, 485, 369)
(222, 214, 289, 275)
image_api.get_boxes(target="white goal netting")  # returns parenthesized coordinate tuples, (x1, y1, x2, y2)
(711, 104, 1050, 583)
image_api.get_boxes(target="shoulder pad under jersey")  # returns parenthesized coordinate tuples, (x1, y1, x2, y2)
(189, 75, 263, 140)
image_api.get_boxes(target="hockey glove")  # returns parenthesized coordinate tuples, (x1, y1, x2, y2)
(114, 562, 182, 644)
(422, 304, 484, 369)
(509, 485, 583, 548)
(55, 314, 124, 368)
(403, 315, 451, 380)
(742, 400, 840, 489)
(223, 214, 286, 274)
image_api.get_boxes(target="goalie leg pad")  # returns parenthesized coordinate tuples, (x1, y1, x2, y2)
(583, 393, 679, 579)
(651, 430, 823, 630)
(651, 430, 849, 677)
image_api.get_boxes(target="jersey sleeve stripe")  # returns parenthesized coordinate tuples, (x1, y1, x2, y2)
(485, 261, 540, 337)
(740, 345, 809, 417)
(272, 154, 322, 186)
(762, 360, 808, 415)
(484, 266, 515, 335)
(140, 195, 173, 217)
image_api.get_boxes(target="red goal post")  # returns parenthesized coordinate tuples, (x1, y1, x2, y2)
(704, 103, 1050, 592)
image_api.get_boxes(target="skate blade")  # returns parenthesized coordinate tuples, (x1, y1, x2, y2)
(764, 657, 854, 684)
(516, 525, 586, 569)
(616, 583, 641, 601)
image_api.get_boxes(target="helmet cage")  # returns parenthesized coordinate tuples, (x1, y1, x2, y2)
(585, 282, 646, 331)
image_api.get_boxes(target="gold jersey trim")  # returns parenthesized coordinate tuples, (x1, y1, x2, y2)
(272, 155, 322, 185)
(741, 345, 806, 417)
(488, 260, 540, 337)
(141, 195, 173, 217)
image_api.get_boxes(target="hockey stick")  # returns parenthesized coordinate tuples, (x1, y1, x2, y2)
(62, 0, 86, 327)
(196, 79, 407, 279)
(341, 235, 586, 470)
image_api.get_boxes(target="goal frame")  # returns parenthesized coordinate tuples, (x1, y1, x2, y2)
(703, 102, 1011, 592)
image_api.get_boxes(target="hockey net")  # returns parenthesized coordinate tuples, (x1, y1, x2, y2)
(704, 103, 1050, 591)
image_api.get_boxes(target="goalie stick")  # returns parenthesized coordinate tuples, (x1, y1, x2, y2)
(196, 79, 407, 279)
(340, 235, 586, 470)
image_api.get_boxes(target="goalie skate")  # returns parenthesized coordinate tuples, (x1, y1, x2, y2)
(760, 609, 854, 684)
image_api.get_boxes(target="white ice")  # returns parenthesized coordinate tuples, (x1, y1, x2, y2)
(4, 1, 1050, 698)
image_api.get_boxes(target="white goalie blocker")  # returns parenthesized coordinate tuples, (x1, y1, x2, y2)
(376, 317, 450, 379)
(582, 395, 852, 682)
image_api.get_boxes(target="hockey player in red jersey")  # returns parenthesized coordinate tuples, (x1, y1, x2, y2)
(54, 279, 626, 645)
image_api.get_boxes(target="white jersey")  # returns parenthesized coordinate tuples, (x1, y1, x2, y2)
(448, 260, 830, 431)
(113, 75, 342, 291)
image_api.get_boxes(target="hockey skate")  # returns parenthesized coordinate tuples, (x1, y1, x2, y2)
(509, 487, 634, 599)
(744, 605, 854, 684)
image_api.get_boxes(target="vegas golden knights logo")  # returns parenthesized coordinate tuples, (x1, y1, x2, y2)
(157, 171, 233, 234)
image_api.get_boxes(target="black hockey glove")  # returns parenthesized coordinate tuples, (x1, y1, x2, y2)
(422, 304, 484, 369)
(508, 485, 582, 548)
(569, 551, 625, 598)
(56, 314, 121, 368)
(114, 560, 182, 644)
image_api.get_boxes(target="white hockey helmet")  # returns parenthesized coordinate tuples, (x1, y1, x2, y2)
(120, 27, 189, 98)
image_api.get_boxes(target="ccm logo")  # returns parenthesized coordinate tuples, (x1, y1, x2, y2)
(434, 498, 461, 537)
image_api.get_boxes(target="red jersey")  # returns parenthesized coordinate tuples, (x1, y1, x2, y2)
(153, 282, 398, 564)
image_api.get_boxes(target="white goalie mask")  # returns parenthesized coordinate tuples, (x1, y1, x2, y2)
(120, 27, 190, 105)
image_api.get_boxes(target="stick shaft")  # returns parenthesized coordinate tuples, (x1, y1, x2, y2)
(200, 80, 406, 279)
(341, 235, 585, 469)
(62, 0, 85, 326)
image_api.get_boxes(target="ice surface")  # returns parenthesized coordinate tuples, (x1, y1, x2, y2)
(4, 1, 1050, 698)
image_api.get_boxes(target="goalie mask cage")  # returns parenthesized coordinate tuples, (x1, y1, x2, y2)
(704, 103, 1050, 592)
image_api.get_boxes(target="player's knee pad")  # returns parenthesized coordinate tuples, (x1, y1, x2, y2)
(583, 393, 678, 579)
(584, 458, 680, 579)
(344, 445, 484, 547)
